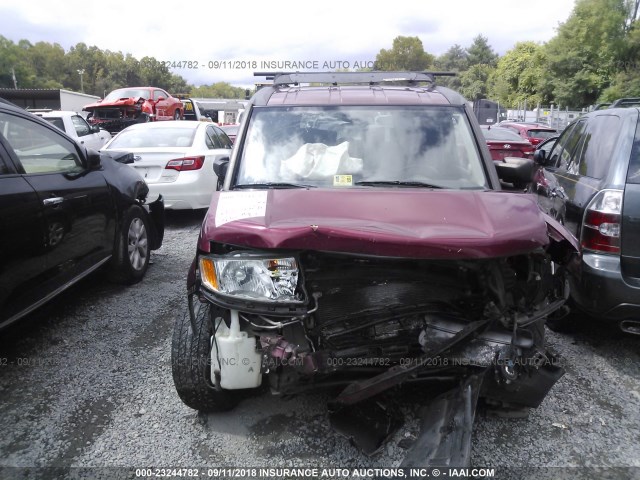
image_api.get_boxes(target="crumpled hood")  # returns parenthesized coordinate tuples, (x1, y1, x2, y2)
(199, 189, 574, 259)
(83, 97, 145, 111)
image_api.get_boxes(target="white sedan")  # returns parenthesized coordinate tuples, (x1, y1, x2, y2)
(102, 121, 232, 209)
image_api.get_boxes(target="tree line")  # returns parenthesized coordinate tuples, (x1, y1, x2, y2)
(374, 0, 640, 109)
(2, 0, 639, 108)
(0, 38, 247, 99)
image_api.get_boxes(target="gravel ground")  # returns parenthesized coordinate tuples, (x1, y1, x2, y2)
(1, 210, 639, 480)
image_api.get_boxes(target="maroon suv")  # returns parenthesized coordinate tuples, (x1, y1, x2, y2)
(171, 72, 578, 466)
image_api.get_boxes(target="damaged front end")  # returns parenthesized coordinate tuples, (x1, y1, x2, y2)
(187, 233, 573, 465)
(84, 96, 151, 134)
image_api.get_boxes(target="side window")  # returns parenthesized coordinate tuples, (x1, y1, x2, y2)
(205, 126, 222, 149)
(576, 115, 621, 179)
(0, 112, 83, 175)
(72, 115, 91, 137)
(547, 123, 574, 167)
(549, 120, 586, 171)
(214, 126, 233, 149)
(557, 120, 587, 171)
(154, 90, 168, 101)
(628, 118, 640, 184)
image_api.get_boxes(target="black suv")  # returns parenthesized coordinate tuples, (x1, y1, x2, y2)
(534, 104, 640, 333)
(0, 98, 164, 330)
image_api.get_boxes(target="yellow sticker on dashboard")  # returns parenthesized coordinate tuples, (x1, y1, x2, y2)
(333, 175, 353, 186)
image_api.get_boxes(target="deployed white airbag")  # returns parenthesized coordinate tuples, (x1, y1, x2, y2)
(280, 141, 363, 180)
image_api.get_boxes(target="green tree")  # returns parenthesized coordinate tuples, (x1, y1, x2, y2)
(543, 0, 628, 107)
(467, 35, 499, 68)
(28, 41, 66, 88)
(459, 64, 493, 101)
(490, 42, 548, 106)
(434, 44, 468, 90)
(0, 36, 35, 88)
(374, 36, 434, 71)
(191, 82, 246, 98)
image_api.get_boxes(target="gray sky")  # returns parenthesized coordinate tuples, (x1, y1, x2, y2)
(0, 0, 576, 88)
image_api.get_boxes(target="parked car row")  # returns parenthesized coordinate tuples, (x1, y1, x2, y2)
(1, 70, 638, 470)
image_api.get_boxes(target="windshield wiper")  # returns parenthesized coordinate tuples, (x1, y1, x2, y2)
(355, 180, 445, 189)
(234, 182, 316, 189)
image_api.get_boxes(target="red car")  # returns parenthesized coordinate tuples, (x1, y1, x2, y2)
(480, 125, 534, 160)
(498, 122, 557, 147)
(83, 87, 183, 134)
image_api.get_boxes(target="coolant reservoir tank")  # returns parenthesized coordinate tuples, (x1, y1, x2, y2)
(211, 310, 262, 389)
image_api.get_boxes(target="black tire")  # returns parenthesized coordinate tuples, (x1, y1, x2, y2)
(173, 109, 181, 120)
(108, 205, 150, 284)
(171, 301, 240, 412)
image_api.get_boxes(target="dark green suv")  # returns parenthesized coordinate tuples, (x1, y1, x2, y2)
(534, 103, 640, 333)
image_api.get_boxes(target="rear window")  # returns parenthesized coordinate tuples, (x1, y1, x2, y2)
(43, 117, 65, 132)
(107, 127, 196, 148)
(527, 129, 557, 140)
(237, 105, 487, 190)
(481, 128, 525, 142)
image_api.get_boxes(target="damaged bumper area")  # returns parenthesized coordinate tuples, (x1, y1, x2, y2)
(84, 97, 150, 134)
(188, 244, 570, 465)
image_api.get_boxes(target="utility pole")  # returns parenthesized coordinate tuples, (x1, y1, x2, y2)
(77, 69, 85, 93)
(11, 67, 17, 89)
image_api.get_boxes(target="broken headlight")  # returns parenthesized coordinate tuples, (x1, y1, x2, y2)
(199, 254, 301, 302)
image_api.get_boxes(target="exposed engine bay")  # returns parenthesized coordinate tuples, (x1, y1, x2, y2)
(85, 97, 150, 134)
(189, 245, 570, 464)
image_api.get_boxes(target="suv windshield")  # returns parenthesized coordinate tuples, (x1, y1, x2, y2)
(236, 106, 487, 190)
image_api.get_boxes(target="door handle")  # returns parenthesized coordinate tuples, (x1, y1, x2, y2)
(43, 197, 64, 206)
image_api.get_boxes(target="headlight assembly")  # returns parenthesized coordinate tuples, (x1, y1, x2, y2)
(199, 254, 301, 302)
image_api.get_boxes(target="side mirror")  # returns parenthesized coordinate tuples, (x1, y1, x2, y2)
(86, 148, 102, 170)
(494, 157, 534, 188)
(103, 151, 134, 164)
(213, 156, 229, 188)
(90, 125, 101, 133)
(533, 149, 547, 166)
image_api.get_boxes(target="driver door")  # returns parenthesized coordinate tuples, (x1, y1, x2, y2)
(0, 111, 112, 321)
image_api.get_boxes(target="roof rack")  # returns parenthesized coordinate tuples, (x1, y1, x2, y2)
(253, 71, 456, 86)
(610, 97, 640, 108)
